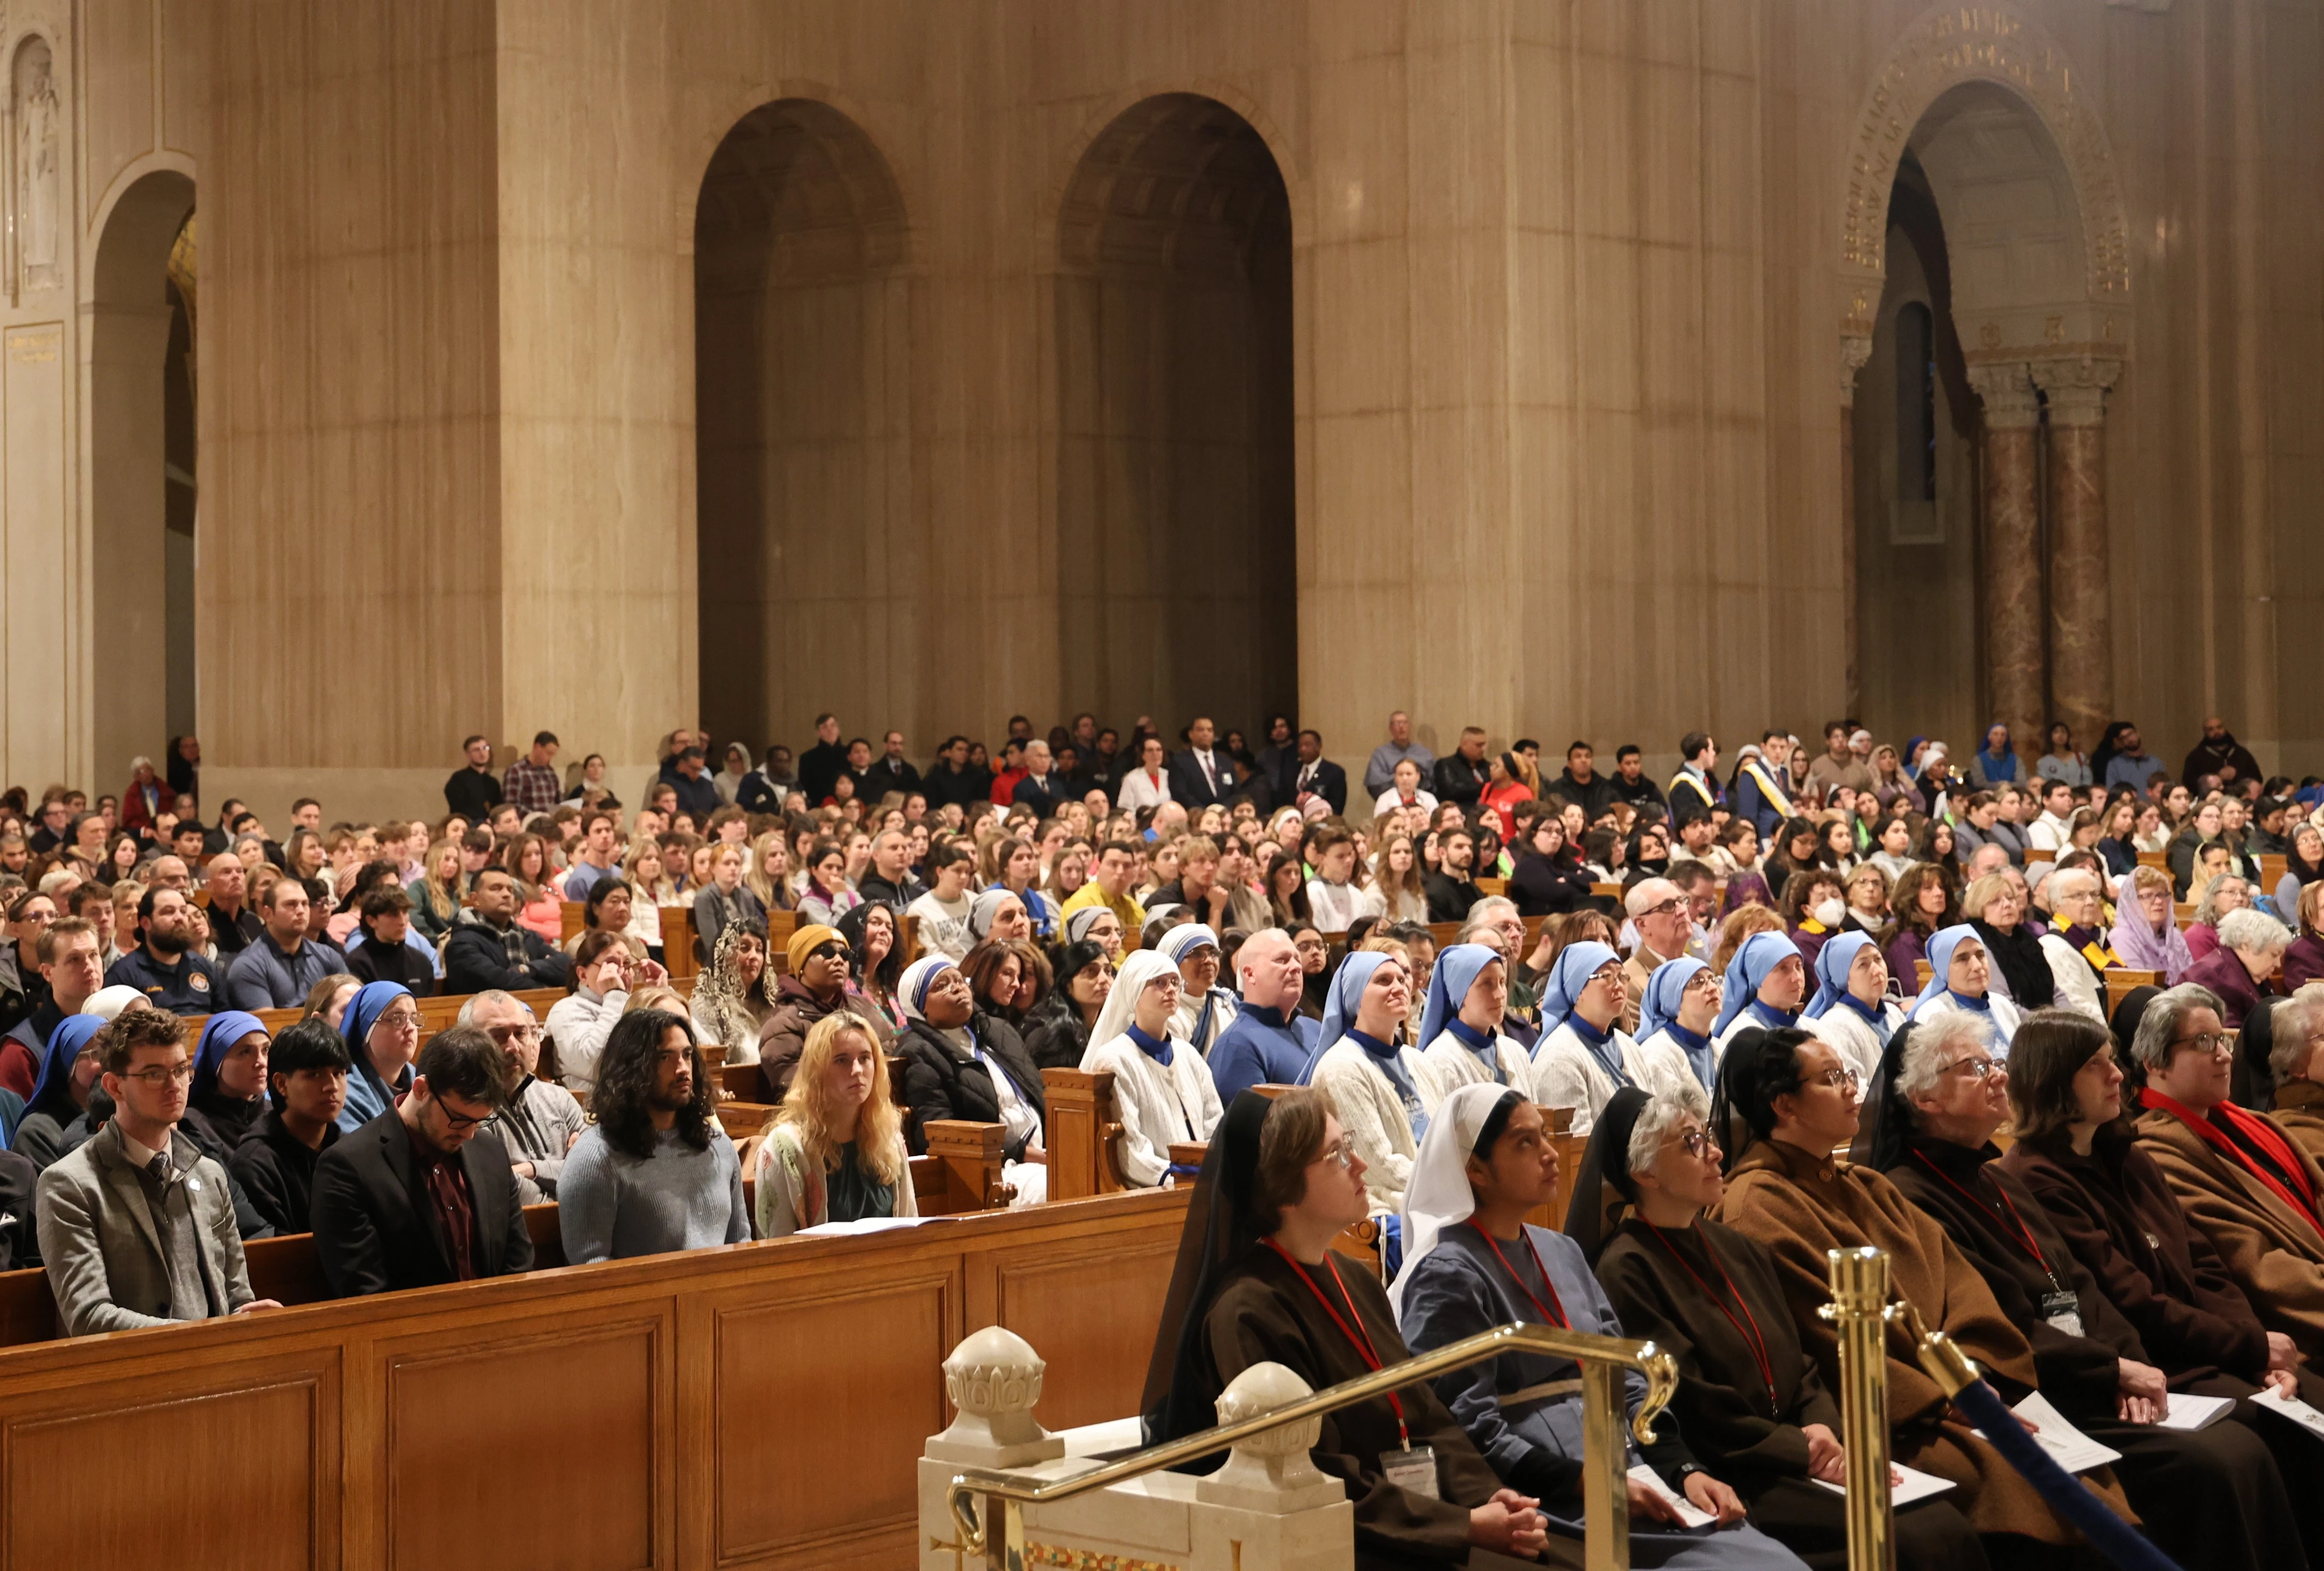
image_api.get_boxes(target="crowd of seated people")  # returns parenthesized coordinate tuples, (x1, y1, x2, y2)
(0, 710, 2321, 1557)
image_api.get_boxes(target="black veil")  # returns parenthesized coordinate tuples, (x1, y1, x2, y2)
(1139, 1088, 1276, 1451)
(1707, 1026, 1771, 1175)
(1849, 1022, 1919, 1171)
(1563, 1087, 1650, 1263)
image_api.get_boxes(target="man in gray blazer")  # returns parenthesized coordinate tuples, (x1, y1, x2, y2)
(34, 1009, 277, 1338)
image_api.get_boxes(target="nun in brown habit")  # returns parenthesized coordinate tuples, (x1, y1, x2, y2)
(1141, 1087, 1552, 1569)
(1707, 1025, 2139, 1553)
(1863, 1011, 2305, 1571)
(1579, 1085, 1986, 1570)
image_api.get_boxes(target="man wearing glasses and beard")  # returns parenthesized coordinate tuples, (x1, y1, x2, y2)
(311, 1026, 533, 1296)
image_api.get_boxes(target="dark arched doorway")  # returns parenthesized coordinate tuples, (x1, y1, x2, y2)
(90, 168, 197, 785)
(1054, 94, 1294, 735)
(694, 100, 909, 754)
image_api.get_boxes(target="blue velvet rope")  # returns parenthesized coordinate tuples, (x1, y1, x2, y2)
(1944, 1376, 2182, 1571)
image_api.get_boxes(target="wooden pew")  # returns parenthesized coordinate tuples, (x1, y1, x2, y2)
(1042, 1067, 1131, 1200)
(2260, 853, 2288, 893)
(0, 1187, 1192, 1571)
(181, 986, 568, 1049)
(2104, 968, 2161, 1017)
(2137, 849, 2168, 872)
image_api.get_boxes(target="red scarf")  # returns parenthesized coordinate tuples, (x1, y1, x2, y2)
(2140, 1087, 2324, 1237)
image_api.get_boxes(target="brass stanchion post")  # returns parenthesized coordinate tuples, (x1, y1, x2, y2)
(1824, 1246, 1895, 1571)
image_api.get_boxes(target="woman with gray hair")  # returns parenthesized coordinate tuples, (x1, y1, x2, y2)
(2185, 871, 2257, 967)
(2183, 906, 2292, 1028)
(2135, 982, 2324, 1359)
(2034, 866, 2114, 1023)
(2262, 988, 2324, 1160)
(1585, 1086, 1989, 1570)
(1865, 1011, 2308, 1571)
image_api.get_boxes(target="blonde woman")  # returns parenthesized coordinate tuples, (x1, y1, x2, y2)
(406, 837, 464, 946)
(755, 1013, 917, 1237)
(1373, 831, 1430, 922)
(743, 830, 795, 915)
(617, 838, 670, 952)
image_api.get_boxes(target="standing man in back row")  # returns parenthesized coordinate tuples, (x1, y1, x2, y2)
(1169, 717, 1232, 810)
(444, 735, 504, 821)
(1365, 710, 1436, 800)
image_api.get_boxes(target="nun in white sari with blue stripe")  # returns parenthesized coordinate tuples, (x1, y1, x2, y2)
(1416, 943, 1533, 1106)
(1527, 941, 1686, 1135)
(1079, 949, 1224, 1187)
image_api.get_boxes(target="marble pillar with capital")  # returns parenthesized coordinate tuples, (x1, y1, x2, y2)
(1967, 363, 2046, 763)
(2033, 357, 2123, 754)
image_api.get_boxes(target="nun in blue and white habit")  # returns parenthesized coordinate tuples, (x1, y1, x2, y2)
(1904, 924, 2021, 1056)
(1155, 922, 1240, 1058)
(1527, 941, 1683, 1136)
(1801, 931, 1905, 1084)
(1393, 1084, 1809, 1569)
(1632, 957, 1721, 1099)
(1708, 933, 1807, 1061)
(1297, 947, 1436, 1216)
(1415, 943, 1533, 1105)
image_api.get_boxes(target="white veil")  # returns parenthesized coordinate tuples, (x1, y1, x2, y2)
(1388, 1081, 1526, 1321)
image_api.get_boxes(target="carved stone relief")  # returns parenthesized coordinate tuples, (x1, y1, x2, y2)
(15, 36, 58, 293)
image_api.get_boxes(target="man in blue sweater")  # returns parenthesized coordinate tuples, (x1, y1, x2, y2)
(1207, 931, 1319, 1103)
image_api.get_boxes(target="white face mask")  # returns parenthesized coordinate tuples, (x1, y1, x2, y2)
(1814, 898, 1846, 928)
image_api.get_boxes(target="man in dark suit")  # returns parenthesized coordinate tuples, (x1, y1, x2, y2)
(1167, 716, 1232, 810)
(1009, 740, 1067, 820)
(1433, 727, 1491, 806)
(1277, 729, 1348, 816)
(310, 1026, 534, 1296)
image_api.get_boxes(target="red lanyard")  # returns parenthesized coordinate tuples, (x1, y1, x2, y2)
(2142, 1087, 2324, 1235)
(1264, 1237, 1409, 1446)
(1645, 1221, 1776, 1410)
(1909, 1151, 2062, 1288)
(1467, 1220, 1571, 1329)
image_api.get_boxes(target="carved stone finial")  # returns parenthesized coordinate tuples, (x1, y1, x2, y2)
(925, 1326, 1066, 1466)
(1840, 334, 1873, 408)
(1195, 1362, 1347, 1513)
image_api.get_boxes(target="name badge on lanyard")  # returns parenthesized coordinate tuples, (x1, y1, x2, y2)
(1381, 1444, 1440, 1499)
(2039, 1290, 2084, 1339)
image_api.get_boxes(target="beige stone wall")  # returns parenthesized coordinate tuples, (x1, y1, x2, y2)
(14, 0, 2324, 826)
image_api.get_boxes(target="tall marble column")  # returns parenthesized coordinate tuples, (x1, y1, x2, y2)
(1840, 337, 1871, 719)
(2033, 357, 2123, 752)
(1967, 364, 2045, 757)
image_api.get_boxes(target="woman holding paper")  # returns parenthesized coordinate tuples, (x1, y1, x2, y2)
(1999, 1007, 2324, 1558)
(1586, 1087, 1987, 1570)
(1864, 1010, 2304, 1571)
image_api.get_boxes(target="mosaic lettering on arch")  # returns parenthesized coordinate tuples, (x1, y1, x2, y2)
(1839, 6, 2132, 307)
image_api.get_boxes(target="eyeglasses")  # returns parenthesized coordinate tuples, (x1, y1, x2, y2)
(437, 1100, 494, 1132)
(1677, 1128, 1720, 1159)
(1940, 1056, 2001, 1081)
(1806, 1067, 1861, 1092)
(1637, 898, 1685, 920)
(2172, 1031, 2235, 1058)
(1313, 1139, 1356, 1171)
(122, 1063, 195, 1086)
(377, 1009, 421, 1032)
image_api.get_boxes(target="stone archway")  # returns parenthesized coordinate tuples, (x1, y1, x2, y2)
(693, 98, 911, 756)
(1838, 6, 2131, 756)
(1052, 93, 1295, 738)
(88, 167, 197, 787)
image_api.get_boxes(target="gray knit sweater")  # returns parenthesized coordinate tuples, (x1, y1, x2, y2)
(556, 1124, 750, 1263)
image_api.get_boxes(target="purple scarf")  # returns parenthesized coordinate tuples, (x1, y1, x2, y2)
(2110, 902, 2192, 985)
